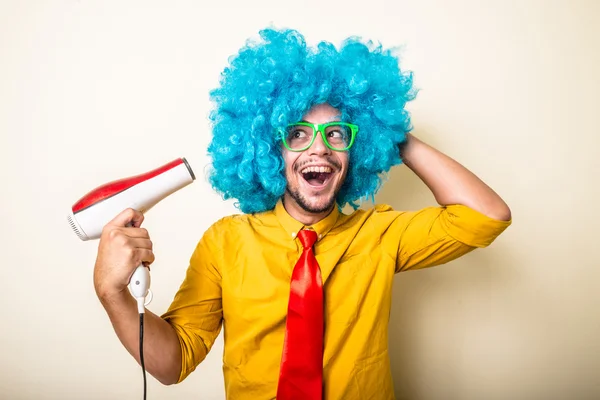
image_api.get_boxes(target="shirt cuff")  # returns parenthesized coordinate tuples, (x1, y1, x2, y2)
(440, 204, 512, 248)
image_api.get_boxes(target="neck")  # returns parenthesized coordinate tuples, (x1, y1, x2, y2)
(282, 195, 333, 225)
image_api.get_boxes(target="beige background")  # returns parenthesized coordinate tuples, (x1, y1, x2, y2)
(1, 0, 598, 399)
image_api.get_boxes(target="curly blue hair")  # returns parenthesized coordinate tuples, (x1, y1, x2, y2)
(207, 28, 417, 213)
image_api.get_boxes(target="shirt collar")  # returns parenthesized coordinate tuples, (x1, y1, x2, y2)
(275, 199, 340, 241)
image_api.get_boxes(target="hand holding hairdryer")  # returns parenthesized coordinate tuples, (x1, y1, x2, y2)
(68, 158, 196, 313)
(93, 207, 155, 313)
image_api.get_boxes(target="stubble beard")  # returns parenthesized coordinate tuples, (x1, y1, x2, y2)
(285, 185, 337, 215)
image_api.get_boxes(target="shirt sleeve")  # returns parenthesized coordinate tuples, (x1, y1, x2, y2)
(389, 204, 512, 273)
(161, 222, 224, 383)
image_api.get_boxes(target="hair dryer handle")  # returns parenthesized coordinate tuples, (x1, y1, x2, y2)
(129, 265, 150, 314)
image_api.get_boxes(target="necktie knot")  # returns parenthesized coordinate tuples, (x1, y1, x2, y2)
(297, 229, 318, 249)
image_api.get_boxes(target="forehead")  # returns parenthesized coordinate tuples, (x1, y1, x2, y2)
(301, 103, 341, 123)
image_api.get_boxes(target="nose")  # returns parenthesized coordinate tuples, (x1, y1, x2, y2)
(308, 130, 331, 156)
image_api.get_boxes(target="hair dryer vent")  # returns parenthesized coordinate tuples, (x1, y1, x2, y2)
(67, 212, 87, 241)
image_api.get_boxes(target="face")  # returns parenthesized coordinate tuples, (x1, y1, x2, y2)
(282, 103, 350, 220)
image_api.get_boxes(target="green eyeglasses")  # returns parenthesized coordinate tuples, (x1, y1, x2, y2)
(279, 122, 358, 152)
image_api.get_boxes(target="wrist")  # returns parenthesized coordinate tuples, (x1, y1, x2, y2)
(96, 285, 134, 310)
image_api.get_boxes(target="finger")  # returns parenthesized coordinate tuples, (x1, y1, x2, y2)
(128, 238, 153, 251)
(134, 248, 155, 265)
(123, 227, 151, 239)
(108, 208, 145, 228)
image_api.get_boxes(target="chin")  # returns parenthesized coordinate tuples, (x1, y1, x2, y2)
(286, 186, 337, 214)
(304, 197, 336, 214)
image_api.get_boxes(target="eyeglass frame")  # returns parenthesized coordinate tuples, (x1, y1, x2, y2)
(278, 121, 359, 152)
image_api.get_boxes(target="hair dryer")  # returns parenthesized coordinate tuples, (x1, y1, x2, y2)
(67, 157, 196, 313)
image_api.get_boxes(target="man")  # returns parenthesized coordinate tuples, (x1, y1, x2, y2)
(93, 28, 511, 399)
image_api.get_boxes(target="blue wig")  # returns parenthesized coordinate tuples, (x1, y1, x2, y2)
(207, 28, 417, 214)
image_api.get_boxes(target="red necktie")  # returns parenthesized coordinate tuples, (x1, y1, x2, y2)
(277, 229, 323, 399)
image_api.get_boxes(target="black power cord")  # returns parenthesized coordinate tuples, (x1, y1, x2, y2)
(139, 313, 147, 400)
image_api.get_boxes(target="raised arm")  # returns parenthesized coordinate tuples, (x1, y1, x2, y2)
(400, 134, 511, 221)
(94, 208, 182, 385)
(95, 208, 224, 385)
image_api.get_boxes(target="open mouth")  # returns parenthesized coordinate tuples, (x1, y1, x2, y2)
(300, 166, 333, 187)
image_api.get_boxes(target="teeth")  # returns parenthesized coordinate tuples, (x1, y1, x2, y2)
(301, 166, 332, 174)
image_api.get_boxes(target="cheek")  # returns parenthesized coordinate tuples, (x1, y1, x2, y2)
(338, 155, 350, 176)
(283, 152, 299, 176)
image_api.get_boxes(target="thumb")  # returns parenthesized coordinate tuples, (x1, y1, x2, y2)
(108, 207, 145, 228)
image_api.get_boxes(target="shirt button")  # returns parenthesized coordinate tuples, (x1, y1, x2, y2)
(318, 234, 323, 239)
(291, 232, 296, 238)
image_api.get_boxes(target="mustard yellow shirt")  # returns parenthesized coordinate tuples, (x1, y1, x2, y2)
(162, 201, 511, 399)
